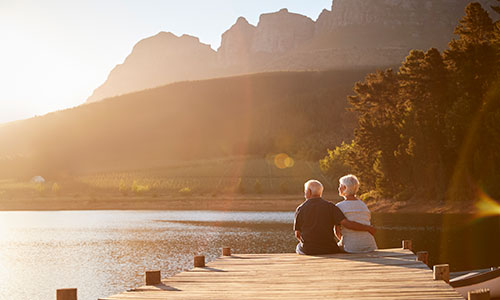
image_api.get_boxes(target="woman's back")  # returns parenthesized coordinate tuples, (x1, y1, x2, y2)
(336, 200, 377, 253)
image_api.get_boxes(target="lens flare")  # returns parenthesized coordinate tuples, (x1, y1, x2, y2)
(284, 156, 295, 168)
(475, 189, 500, 217)
(274, 153, 295, 169)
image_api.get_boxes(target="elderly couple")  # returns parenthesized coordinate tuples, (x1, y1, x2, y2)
(294, 175, 377, 255)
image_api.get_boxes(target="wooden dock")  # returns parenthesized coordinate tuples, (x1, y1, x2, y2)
(98, 248, 465, 300)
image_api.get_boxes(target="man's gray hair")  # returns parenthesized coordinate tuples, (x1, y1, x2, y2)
(304, 179, 324, 197)
(339, 174, 360, 196)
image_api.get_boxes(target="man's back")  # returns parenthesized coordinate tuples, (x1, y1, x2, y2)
(294, 197, 345, 255)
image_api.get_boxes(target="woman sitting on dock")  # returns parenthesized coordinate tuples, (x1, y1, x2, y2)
(335, 174, 377, 253)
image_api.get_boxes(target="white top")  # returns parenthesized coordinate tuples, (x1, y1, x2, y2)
(336, 199, 377, 253)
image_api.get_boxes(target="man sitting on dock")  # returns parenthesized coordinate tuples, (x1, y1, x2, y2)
(294, 180, 376, 255)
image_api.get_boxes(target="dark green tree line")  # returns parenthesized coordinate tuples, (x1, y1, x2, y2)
(321, 2, 500, 202)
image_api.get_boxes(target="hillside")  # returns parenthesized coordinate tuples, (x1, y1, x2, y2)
(0, 69, 374, 179)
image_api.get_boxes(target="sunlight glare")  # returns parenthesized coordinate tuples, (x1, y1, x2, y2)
(475, 189, 500, 217)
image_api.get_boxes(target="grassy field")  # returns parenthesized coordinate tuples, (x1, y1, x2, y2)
(0, 155, 337, 200)
(0, 155, 476, 213)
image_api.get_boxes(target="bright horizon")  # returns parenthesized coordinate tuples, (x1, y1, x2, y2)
(0, 0, 331, 125)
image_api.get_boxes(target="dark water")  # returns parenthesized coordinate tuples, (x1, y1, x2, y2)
(372, 213, 500, 272)
(0, 211, 498, 300)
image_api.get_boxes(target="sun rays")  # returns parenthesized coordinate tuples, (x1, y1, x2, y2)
(475, 189, 500, 218)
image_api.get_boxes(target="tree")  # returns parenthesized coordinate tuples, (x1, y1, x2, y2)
(442, 3, 499, 200)
(327, 2, 500, 202)
(397, 48, 450, 199)
(52, 182, 61, 195)
(492, 1, 500, 47)
(347, 69, 408, 196)
(445, 3, 497, 106)
(491, 0, 500, 15)
(320, 142, 354, 186)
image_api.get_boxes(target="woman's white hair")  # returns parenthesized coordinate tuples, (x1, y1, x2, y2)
(339, 174, 360, 196)
(304, 179, 324, 197)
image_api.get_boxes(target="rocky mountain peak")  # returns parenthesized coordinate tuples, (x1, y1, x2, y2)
(86, 31, 218, 103)
(315, 0, 476, 49)
(235, 16, 250, 25)
(217, 8, 315, 67)
(217, 16, 257, 68)
(131, 32, 211, 55)
(251, 9, 315, 53)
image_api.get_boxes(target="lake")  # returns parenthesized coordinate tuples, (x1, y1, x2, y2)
(0, 210, 498, 300)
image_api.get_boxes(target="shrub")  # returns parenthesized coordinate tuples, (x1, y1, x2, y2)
(320, 142, 353, 181)
(359, 190, 380, 202)
(118, 179, 128, 195)
(178, 187, 192, 195)
(52, 182, 61, 195)
(35, 183, 45, 194)
(131, 180, 150, 194)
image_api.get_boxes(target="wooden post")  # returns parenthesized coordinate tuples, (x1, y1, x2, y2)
(145, 270, 161, 285)
(416, 251, 428, 265)
(57, 288, 77, 300)
(433, 264, 450, 283)
(468, 288, 490, 300)
(194, 255, 205, 267)
(222, 247, 231, 256)
(402, 240, 412, 251)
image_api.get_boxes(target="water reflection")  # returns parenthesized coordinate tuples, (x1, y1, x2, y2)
(0, 211, 498, 300)
(372, 213, 500, 273)
(0, 211, 296, 300)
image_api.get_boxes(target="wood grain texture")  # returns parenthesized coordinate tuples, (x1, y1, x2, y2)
(99, 248, 464, 300)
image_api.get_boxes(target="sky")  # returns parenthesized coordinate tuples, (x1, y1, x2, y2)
(0, 0, 332, 124)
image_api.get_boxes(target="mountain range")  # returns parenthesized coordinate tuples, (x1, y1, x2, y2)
(86, 0, 492, 103)
(1, 0, 497, 179)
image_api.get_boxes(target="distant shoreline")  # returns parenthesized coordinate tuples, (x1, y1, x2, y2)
(0, 194, 476, 214)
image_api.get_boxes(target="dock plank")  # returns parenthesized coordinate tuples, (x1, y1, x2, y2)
(99, 248, 464, 300)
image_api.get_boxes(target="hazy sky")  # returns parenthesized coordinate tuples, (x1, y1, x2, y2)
(0, 0, 331, 124)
